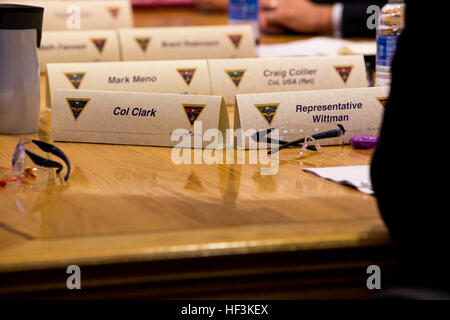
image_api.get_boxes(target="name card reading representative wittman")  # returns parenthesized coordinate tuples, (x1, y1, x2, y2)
(208, 55, 367, 105)
(118, 25, 255, 61)
(38, 30, 120, 73)
(7, 0, 133, 30)
(46, 60, 211, 108)
(51, 89, 229, 148)
(234, 86, 389, 149)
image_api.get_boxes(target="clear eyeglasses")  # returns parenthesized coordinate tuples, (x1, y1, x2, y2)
(252, 124, 346, 160)
(1, 138, 71, 188)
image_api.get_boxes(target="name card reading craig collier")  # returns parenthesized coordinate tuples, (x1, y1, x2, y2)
(234, 86, 389, 149)
(208, 55, 367, 105)
(46, 60, 211, 108)
(38, 30, 120, 73)
(9, 0, 133, 30)
(118, 25, 255, 61)
(51, 89, 229, 148)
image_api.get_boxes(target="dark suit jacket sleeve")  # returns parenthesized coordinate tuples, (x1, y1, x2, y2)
(341, 1, 386, 37)
(370, 1, 450, 291)
(313, 0, 387, 38)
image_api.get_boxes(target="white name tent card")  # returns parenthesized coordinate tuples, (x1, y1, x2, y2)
(38, 30, 120, 73)
(51, 89, 229, 148)
(208, 55, 368, 105)
(46, 60, 211, 108)
(118, 25, 256, 61)
(234, 86, 389, 149)
(7, 0, 133, 30)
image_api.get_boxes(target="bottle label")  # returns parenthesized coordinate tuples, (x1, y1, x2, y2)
(228, 0, 259, 20)
(376, 35, 399, 67)
(376, 77, 391, 87)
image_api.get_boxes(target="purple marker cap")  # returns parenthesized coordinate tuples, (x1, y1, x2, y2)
(349, 135, 379, 149)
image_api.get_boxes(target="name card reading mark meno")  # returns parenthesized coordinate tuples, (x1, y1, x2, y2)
(46, 60, 211, 108)
(208, 55, 368, 105)
(118, 25, 255, 61)
(51, 89, 229, 148)
(64, 73, 86, 89)
(234, 86, 390, 149)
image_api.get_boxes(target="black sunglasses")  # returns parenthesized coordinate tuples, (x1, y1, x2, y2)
(12, 139, 71, 181)
(252, 124, 346, 155)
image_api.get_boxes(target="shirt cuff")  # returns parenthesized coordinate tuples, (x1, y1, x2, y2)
(332, 2, 344, 38)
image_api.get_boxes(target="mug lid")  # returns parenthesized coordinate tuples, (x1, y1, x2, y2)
(0, 4, 44, 47)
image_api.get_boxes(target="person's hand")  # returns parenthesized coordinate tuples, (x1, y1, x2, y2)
(192, 0, 228, 13)
(259, 0, 333, 34)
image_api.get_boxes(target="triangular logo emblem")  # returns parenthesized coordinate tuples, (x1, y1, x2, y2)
(183, 104, 205, 126)
(377, 97, 388, 108)
(225, 69, 246, 88)
(228, 34, 242, 49)
(135, 37, 151, 52)
(177, 68, 196, 86)
(333, 65, 353, 83)
(255, 104, 279, 126)
(66, 98, 90, 120)
(91, 38, 107, 53)
(64, 72, 86, 89)
(107, 7, 120, 19)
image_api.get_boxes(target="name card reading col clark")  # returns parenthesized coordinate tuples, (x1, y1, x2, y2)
(234, 86, 390, 149)
(9, 0, 133, 30)
(51, 89, 229, 148)
(46, 60, 211, 108)
(38, 30, 120, 73)
(208, 55, 367, 105)
(118, 25, 255, 61)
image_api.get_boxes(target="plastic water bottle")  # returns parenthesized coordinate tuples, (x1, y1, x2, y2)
(375, 0, 405, 86)
(228, 0, 259, 44)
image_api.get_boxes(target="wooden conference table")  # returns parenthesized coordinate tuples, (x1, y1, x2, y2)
(0, 7, 395, 299)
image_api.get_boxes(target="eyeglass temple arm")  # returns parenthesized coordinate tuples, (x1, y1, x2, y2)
(253, 129, 318, 154)
(269, 125, 346, 154)
(252, 128, 290, 145)
(253, 129, 316, 155)
(25, 150, 63, 173)
(31, 140, 71, 181)
(311, 124, 346, 140)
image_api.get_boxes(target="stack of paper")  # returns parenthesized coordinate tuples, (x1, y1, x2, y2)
(257, 37, 376, 57)
(302, 165, 373, 194)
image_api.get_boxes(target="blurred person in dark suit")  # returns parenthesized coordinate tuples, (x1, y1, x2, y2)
(193, 0, 387, 37)
(259, 0, 387, 37)
(371, 0, 450, 297)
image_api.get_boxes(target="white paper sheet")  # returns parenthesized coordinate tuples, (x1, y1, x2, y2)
(257, 37, 376, 57)
(302, 165, 373, 194)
